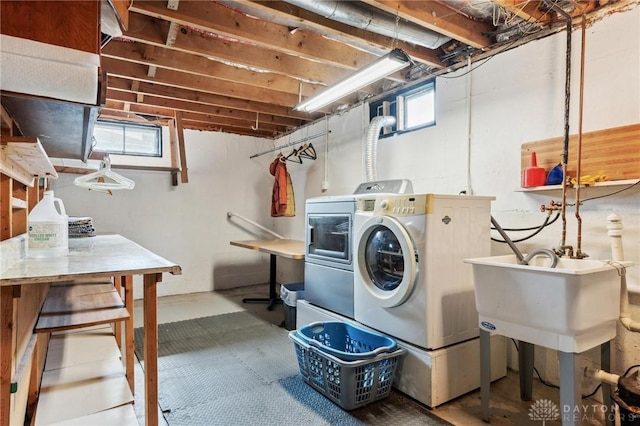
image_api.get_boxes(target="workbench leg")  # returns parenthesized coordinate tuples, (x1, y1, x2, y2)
(1, 286, 15, 426)
(114, 277, 122, 349)
(480, 329, 491, 422)
(122, 275, 135, 394)
(143, 273, 160, 426)
(559, 351, 581, 426)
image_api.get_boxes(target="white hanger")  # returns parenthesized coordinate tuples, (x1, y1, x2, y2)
(74, 154, 135, 191)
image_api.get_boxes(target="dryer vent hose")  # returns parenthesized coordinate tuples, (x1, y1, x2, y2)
(365, 115, 396, 182)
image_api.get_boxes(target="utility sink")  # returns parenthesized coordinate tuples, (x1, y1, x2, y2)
(465, 254, 630, 353)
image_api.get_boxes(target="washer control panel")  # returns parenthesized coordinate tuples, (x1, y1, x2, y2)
(357, 194, 427, 216)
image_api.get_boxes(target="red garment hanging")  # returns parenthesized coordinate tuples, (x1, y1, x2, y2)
(269, 156, 288, 216)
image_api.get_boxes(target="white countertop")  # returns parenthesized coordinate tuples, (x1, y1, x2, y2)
(0, 234, 181, 286)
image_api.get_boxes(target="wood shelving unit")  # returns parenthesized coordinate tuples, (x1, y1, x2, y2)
(0, 137, 57, 186)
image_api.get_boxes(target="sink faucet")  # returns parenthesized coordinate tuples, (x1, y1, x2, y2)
(554, 245, 574, 258)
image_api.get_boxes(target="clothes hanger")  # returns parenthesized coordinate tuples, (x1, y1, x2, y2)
(298, 143, 317, 160)
(285, 147, 303, 164)
(74, 154, 135, 191)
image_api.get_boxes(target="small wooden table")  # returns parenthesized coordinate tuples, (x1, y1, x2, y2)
(230, 239, 305, 310)
(0, 234, 181, 426)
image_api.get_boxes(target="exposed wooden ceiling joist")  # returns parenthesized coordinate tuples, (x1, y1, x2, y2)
(90, 0, 624, 139)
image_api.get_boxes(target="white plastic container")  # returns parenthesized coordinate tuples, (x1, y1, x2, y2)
(28, 191, 69, 258)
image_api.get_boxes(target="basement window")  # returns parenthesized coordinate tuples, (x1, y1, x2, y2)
(369, 80, 436, 137)
(92, 121, 162, 157)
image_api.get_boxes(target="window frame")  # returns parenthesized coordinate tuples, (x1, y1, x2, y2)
(92, 120, 163, 158)
(369, 80, 436, 138)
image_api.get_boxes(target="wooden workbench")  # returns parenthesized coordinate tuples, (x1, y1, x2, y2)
(0, 234, 181, 426)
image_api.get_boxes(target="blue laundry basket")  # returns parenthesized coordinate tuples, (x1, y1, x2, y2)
(295, 321, 397, 361)
(289, 329, 405, 410)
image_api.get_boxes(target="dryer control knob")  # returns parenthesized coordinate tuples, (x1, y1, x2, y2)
(380, 199, 390, 210)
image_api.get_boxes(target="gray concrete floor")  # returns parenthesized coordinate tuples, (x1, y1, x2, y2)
(133, 285, 608, 426)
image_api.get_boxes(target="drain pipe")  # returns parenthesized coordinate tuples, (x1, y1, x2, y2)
(364, 116, 396, 182)
(585, 367, 620, 387)
(608, 213, 640, 332)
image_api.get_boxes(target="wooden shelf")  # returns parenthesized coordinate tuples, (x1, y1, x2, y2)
(34, 282, 129, 333)
(516, 179, 640, 194)
(11, 197, 27, 209)
(0, 137, 57, 186)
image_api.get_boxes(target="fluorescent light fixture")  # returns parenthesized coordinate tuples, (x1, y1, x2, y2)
(294, 48, 411, 113)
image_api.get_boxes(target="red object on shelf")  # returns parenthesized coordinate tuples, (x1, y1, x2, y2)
(522, 152, 546, 187)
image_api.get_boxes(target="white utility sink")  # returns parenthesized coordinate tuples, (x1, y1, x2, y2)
(465, 254, 630, 353)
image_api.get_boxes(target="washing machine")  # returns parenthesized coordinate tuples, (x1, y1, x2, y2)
(354, 193, 494, 350)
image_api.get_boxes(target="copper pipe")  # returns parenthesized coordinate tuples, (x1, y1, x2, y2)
(546, 0, 573, 252)
(575, 17, 587, 258)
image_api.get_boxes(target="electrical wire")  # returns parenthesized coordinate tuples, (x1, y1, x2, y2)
(491, 212, 560, 243)
(411, 1, 559, 80)
(511, 339, 602, 399)
(581, 180, 640, 202)
(622, 364, 640, 378)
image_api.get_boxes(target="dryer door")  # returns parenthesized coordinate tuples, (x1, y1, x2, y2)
(356, 215, 418, 308)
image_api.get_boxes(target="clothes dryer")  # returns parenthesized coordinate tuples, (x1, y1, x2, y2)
(304, 180, 412, 318)
(353, 193, 494, 350)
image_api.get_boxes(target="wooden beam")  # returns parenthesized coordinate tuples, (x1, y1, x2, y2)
(168, 119, 178, 171)
(0, 174, 11, 240)
(121, 12, 353, 85)
(361, 0, 494, 49)
(104, 91, 297, 130)
(234, 0, 444, 67)
(130, 0, 388, 70)
(102, 40, 324, 97)
(105, 76, 311, 122)
(109, 103, 286, 132)
(492, 0, 552, 25)
(0, 286, 15, 426)
(101, 57, 310, 110)
(175, 112, 189, 184)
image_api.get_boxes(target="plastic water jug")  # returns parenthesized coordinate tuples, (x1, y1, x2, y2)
(28, 191, 69, 258)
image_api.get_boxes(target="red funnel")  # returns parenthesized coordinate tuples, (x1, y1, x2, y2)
(522, 152, 546, 188)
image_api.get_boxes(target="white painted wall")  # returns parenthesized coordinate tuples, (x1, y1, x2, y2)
(51, 5, 639, 384)
(269, 5, 640, 386)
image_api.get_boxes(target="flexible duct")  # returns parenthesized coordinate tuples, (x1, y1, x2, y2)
(364, 116, 396, 182)
(284, 0, 450, 49)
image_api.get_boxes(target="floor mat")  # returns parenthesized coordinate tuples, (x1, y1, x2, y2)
(134, 311, 448, 425)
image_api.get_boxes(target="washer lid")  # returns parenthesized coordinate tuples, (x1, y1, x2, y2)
(357, 215, 418, 307)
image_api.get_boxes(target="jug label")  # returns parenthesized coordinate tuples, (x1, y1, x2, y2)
(29, 222, 65, 249)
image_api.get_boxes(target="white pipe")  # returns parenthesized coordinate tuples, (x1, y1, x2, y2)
(226, 212, 284, 239)
(364, 115, 396, 182)
(466, 55, 473, 195)
(607, 213, 640, 332)
(607, 213, 624, 261)
(585, 367, 620, 386)
(620, 273, 640, 332)
(322, 117, 329, 192)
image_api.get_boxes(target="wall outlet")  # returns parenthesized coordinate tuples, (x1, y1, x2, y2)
(321, 180, 329, 191)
